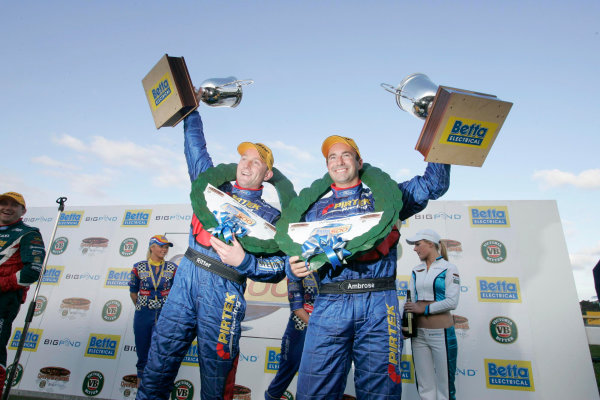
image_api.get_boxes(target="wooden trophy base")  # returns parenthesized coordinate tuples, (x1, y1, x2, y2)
(142, 54, 199, 129)
(416, 86, 512, 167)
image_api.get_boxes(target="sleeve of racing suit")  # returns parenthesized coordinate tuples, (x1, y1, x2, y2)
(397, 163, 451, 221)
(426, 263, 460, 315)
(409, 269, 417, 302)
(288, 278, 305, 312)
(236, 252, 288, 283)
(15, 230, 45, 287)
(184, 110, 214, 182)
(128, 264, 140, 293)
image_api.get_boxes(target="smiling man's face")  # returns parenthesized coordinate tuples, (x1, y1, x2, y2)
(326, 142, 363, 188)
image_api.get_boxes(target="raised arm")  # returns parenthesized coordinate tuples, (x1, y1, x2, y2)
(398, 163, 451, 221)
(184, 110, 214, 182)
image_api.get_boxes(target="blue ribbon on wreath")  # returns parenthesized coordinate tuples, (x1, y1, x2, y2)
(212, 210, 249, 243)
(301, 234, 351, 268)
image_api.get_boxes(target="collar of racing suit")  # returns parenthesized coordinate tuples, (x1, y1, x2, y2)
(232, 183, 264, 200)
(330, 181, 362, 199)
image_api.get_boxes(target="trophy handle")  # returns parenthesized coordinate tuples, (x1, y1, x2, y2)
(380, 83, 399, 95)
(217, 79, 254, 89)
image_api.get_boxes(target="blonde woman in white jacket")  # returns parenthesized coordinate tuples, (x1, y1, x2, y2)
(404, 229, 460, 400)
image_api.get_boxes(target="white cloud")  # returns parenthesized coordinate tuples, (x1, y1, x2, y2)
(533, 168, 600, 189)
(44, 134, 188, 192)
(54, 134, 86, 152)
(268, 141, 315, 162)
(31, 155, 78, 170)
(570, 241, 600, 270)
(393, 168, 411, 181)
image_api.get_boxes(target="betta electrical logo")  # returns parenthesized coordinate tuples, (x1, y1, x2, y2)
(400, 354, 415, 384)
(51, 237, 68, 255)
(102, 300, 122, 322)
(42, 266, 64, 285)
(490, 316, 518, 344)
(481, 240, 507, 263)
(10, 328, 43, 351)
(150, 74, 172, 108)
(469, 206, 510, 227)
(85, 334, 120, 359)
(477, 277, 521, 303)
(171, 379, 194, 400)
(104, 268, 131, 288)
(122, 209, 152, 227)
(58, 211, 84, 227)
(396, 275, 409, 300)
(82, 371, 104, 397)
(441, 117, 497, 148)
(485, 359, 534, 391)
(182, 341, 199, 366)
(264, 347, 281, 373)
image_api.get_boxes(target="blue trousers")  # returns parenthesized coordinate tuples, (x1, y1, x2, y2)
(265, 316, 306, 399)
(133, 307, 161, 381)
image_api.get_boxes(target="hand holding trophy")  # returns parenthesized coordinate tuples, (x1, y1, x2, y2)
(142, 54, 253, 129)
(382, 73, 513, 167)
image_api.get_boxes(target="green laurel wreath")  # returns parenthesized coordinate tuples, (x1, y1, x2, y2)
(190, 163, 296, 255)
(275, 163, 403, 270)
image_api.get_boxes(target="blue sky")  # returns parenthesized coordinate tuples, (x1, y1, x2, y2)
(1, 1, 598, 299)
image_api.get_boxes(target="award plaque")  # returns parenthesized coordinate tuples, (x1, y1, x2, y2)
(142, 54, 254, 129)
(142, 54, 198, 129)
(382, 74, 513, 167)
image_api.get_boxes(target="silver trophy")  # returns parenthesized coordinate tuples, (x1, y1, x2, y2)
(381, 73, 439, 119)
(197, 77, 254, 108)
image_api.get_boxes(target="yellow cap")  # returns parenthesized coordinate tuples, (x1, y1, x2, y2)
(321, 135, 361, 159)
(237, 142, 274, 170)
(0, 192, 26, 208)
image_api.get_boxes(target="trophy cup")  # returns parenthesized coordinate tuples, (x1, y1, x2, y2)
(381, 73, 512, 167)
(142, 54, 253, 129)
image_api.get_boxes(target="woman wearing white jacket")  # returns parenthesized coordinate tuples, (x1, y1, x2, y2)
(404, 229, 460, 400)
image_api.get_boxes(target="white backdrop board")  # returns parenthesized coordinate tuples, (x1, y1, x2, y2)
(6, 200, 597, 399)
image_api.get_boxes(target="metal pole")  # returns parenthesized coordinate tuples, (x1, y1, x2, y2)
(3, 197, 66, 400)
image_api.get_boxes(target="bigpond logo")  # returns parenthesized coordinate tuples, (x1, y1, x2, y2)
(85, 334, 120, 359)
(469, 206, 510, 227)
(477, 277, 521, 303)
(10, 328, 43, 351)
(42, 266, 64, 285)
(104, 268, 131, 288)
(485, 359, 534, 391)
(122, 209, 152, 227)
(58, 211, 84, 227)
(441, 117, 497, 148)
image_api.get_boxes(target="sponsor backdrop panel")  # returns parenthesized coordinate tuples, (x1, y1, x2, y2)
(7, 201, 596, 399)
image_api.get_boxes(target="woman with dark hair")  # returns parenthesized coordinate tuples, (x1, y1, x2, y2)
(404, 229, 460, 400)
(129, 235, 177, 386)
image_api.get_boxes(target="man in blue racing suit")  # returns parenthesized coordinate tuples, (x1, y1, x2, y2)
(137, 110, 287, 400)
(264, 273, 319, 399)
(289, 135, 450, 399)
